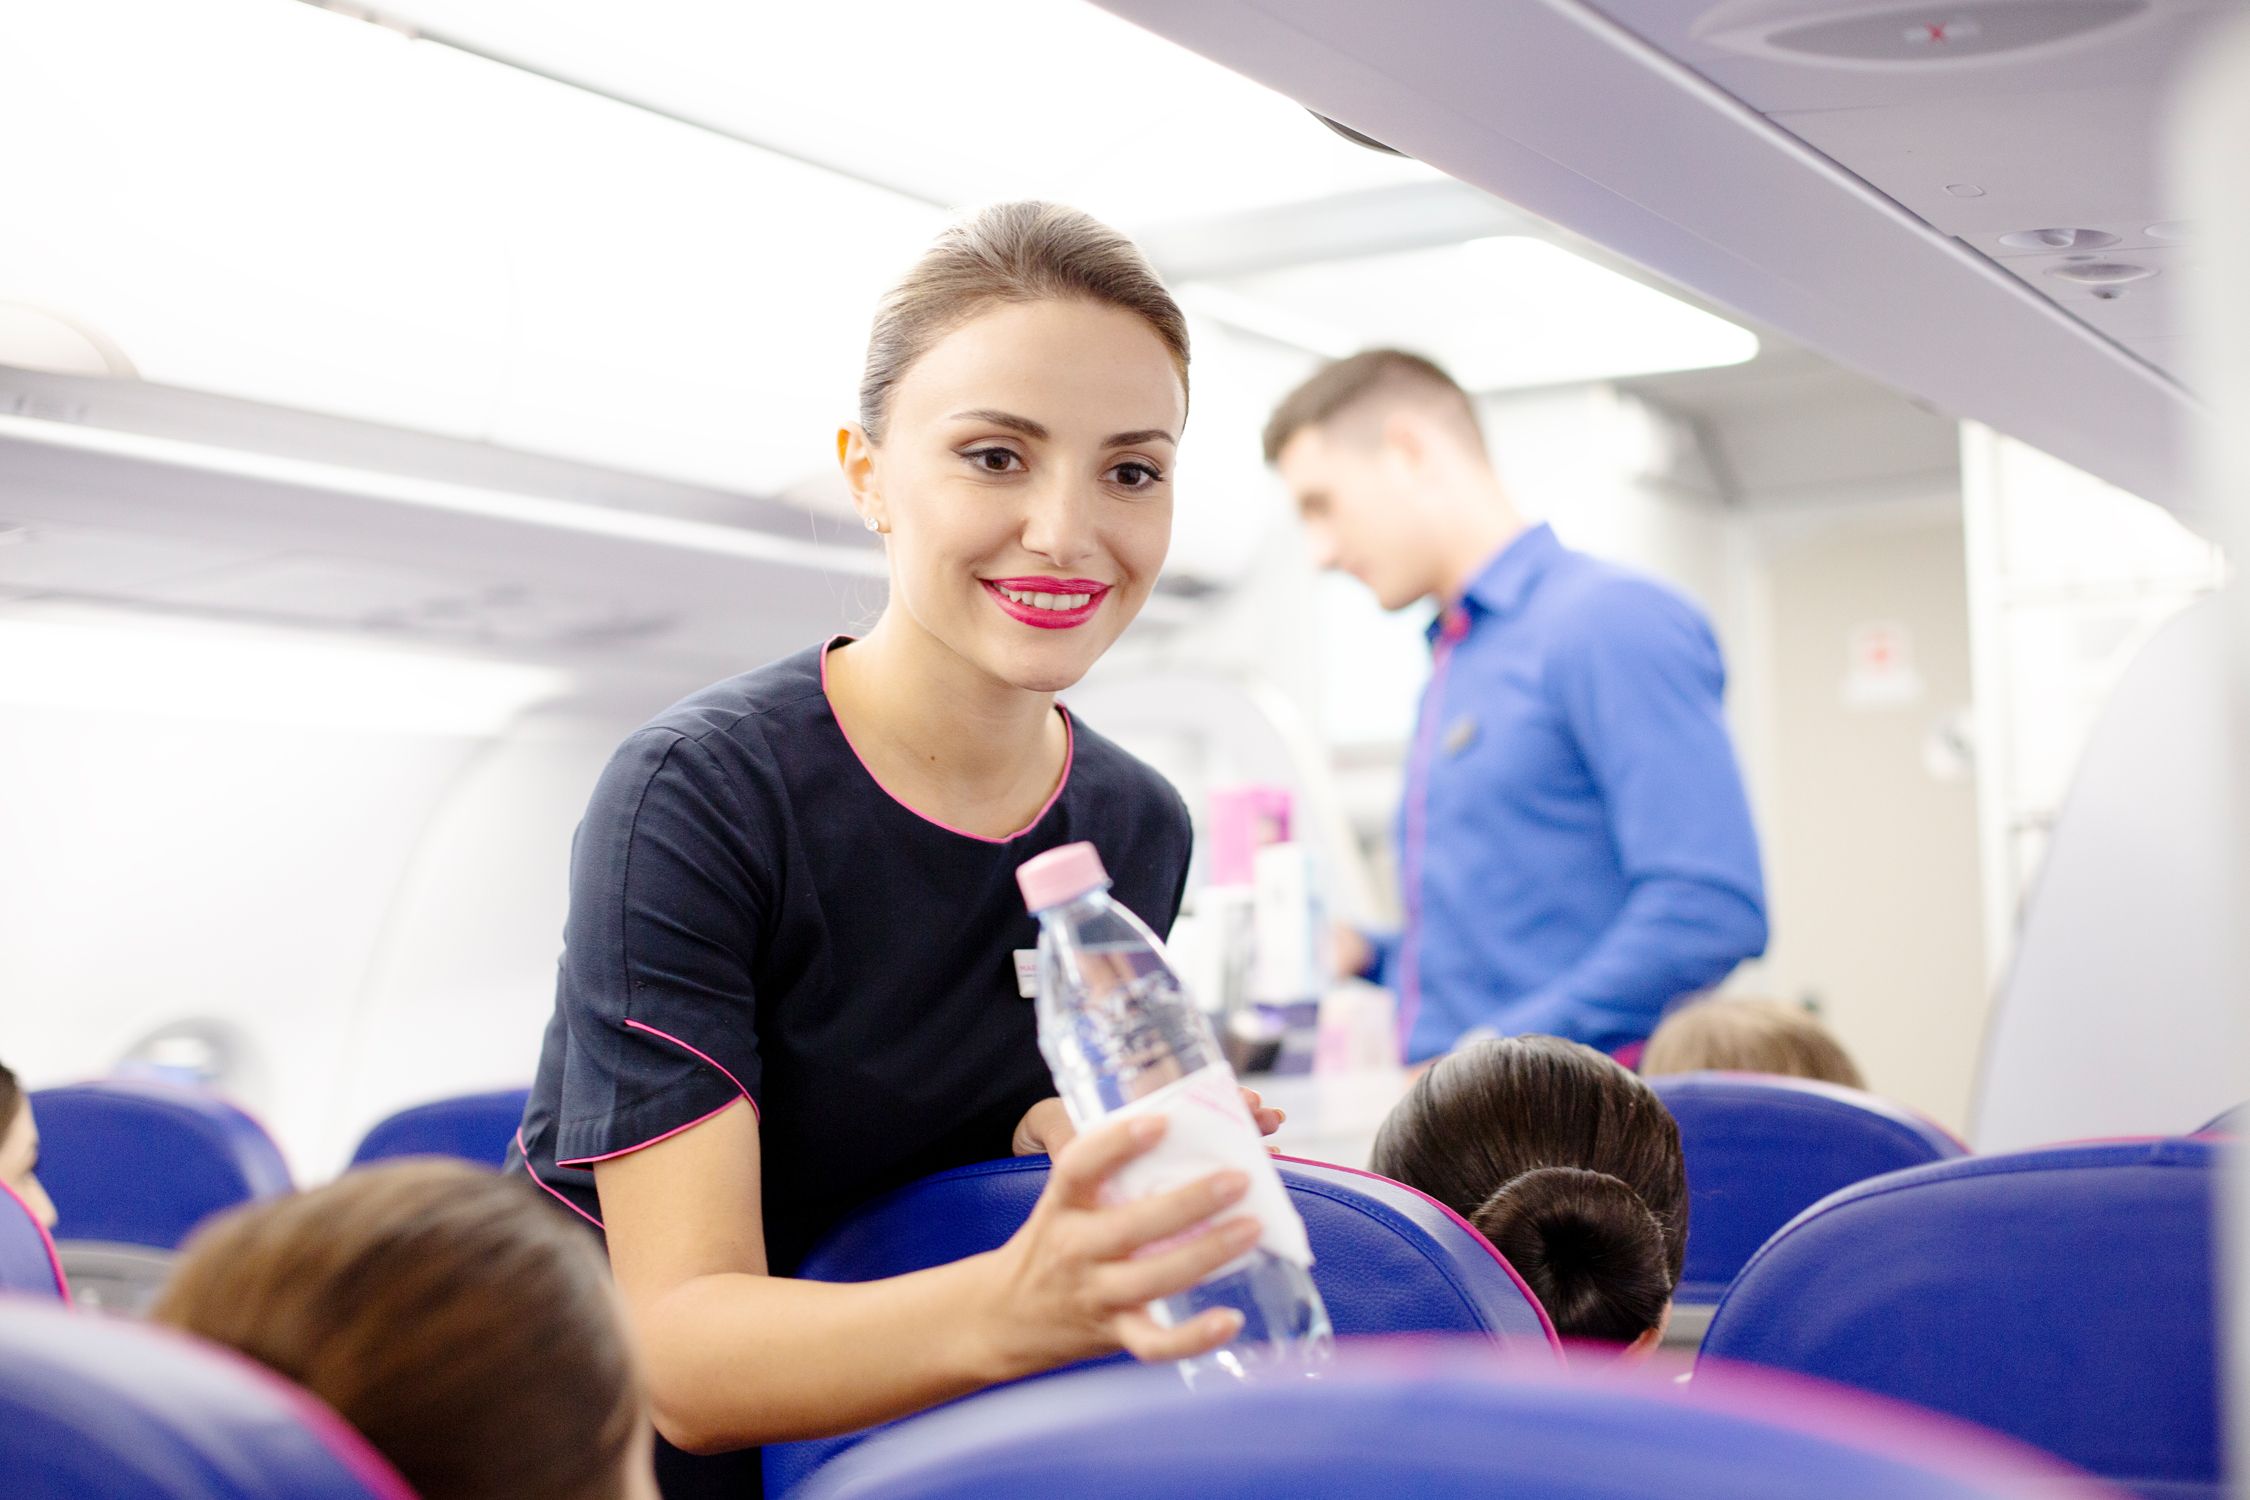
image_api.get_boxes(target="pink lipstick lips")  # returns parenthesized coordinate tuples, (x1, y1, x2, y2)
(982, 576, 1111, 630)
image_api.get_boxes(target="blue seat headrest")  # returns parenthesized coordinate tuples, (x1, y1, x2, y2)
(797, 1341, 2127, 1500)
(766, 1154, 1559, 1495)
(348, 1088, 531, 1170)
(1649, 1072, 1965, 1301)
(0, 1179, 69, 1302)
(1702, 1138, 2220, 1499)
(32, 1081, 293, 1251)
(0, 1300, 416, 1500)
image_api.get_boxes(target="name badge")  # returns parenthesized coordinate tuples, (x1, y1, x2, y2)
(1442, 714, 1479, 756)
(1014, 949, 1040, 999)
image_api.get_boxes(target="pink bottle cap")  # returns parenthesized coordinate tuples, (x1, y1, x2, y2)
(1017, 841, 1110, 912)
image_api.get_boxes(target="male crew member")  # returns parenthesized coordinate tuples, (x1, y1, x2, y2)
(1265, 350, 1766, 1060)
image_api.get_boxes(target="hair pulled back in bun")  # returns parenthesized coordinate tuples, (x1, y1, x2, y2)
(1471, 1166, 1673, 1344)
(1370, 1035, 1687, 1345)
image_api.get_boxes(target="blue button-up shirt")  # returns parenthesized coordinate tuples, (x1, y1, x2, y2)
(1373, 524, 1767, 1061)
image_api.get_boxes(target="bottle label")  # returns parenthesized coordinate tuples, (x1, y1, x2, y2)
(1099, 1062, 1314, 1270)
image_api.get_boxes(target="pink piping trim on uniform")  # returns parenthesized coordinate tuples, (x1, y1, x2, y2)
(0, 1177, 71, 1307)
(1273, 1153, 1564, 1354)
(621, 1020, 762, 1119)
(820, 637, 1075, 845)
(1397, 607, 1470, 1055)
(517, 1127, 606, 1232)
(557, 1099, 746, 1167)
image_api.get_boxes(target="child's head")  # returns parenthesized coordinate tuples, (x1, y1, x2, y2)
(151, 1159, 654, 1500)
(1642, 998, 1865, 1089)
(1371, 1035, 1686, 1353)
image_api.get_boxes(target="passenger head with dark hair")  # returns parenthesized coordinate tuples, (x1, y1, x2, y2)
(1642, 997, 1865, 1089)
(0, 1059, 56, 1232)
(1371, 1036, 1687, 1354)
(151, 1160, 655, 1500)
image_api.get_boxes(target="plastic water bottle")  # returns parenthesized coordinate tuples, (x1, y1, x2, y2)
(1017, 841, 1334, 1387)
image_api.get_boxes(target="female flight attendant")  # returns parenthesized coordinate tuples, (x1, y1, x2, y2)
(509, 202, 1269, 1498)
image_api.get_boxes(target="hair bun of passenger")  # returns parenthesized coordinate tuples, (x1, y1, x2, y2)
(1469, 1166, 1672, 1346)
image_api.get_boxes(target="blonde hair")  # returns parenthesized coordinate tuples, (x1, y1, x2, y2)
(1642, 998, 1865, 1090)
(858, 201, 1189, 444)
(151, 1160, 643, 1500)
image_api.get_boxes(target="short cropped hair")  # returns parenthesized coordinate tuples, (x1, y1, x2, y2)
(1260, 347, 1482, 464)
(1641, 998, 1866, 1090)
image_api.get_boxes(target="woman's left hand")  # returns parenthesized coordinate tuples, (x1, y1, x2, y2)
(1012, 1089, 1285, 1157)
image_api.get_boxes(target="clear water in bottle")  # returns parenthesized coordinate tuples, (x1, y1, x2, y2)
(1017, 842, 1333, 1387)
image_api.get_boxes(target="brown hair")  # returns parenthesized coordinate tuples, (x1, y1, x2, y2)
(0, 1060, 18, 1139)
(151, 1160, 642, 1500)
(1642, 998, 1865, 1090)
(1371, 1036, 1686, 1345)
(858, 201, 1189, 444)
(1260, 347, 1483, 464)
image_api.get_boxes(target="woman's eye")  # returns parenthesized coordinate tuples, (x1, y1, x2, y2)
(1110, 461, 1164, 490)
(965, 446, 1023, 474)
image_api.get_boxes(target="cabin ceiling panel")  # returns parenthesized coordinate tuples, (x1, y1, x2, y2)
(1584, 0, 2223, 114)
(0, 523, 266, 598)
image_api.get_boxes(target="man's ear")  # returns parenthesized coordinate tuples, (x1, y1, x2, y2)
(1379, 408, 1434, 476)
(838, 424, 886, 532)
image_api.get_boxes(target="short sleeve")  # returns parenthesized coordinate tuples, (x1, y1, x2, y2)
(552, 729, 772, 1167)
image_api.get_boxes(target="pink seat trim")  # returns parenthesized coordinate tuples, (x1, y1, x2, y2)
(0, 1176, 71, 1306)
(1272, 1153, 1564, 1354)
(517, 1127, 605, 1231)
(820, 637, 1075, 845)
(136, 1319, 423, 1500)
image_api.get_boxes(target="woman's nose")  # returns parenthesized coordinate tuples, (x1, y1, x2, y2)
(1017, 477, 1098, 567)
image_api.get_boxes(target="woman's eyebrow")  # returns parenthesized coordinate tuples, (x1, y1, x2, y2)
(949, 408, 1048, 440)
(1105, 428, 1178, 448)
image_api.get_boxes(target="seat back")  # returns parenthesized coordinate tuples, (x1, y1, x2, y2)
(796, 1343, 2126, 1500)
(348, 1088, 531, 1170)
(1702, 1138, 2221, 1499)
(765, 1155, 1559, 1495)
(1649, 1073, 1965, 1301)
(0, 1179, 69, 1302)
(0, 1300, 415, 1500)
(32, 1081, 292, 1251)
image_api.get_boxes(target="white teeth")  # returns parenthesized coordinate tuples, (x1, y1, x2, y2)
(996, 586, 1095, 611)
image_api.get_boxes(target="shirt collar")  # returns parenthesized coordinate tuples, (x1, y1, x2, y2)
(1426, 523, 1559, 645)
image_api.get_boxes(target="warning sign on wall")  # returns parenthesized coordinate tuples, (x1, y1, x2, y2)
(1842, 620, 1925, 708)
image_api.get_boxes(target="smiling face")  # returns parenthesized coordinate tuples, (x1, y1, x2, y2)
(841, 297, 1185, 693)
(0, 1096, 55, 1233)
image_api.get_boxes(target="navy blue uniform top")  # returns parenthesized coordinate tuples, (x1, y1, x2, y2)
(508, 639, 1191, 1497)
(1367, 524, 1767, 1060)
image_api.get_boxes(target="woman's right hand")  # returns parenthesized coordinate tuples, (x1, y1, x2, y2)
(971, 1115, 1260, 1381)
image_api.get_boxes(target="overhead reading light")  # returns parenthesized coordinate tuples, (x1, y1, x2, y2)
(1999, 228, 2119, 252)
(2045, 261, 2158, 286)
(1694, 0, 2155, 67)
